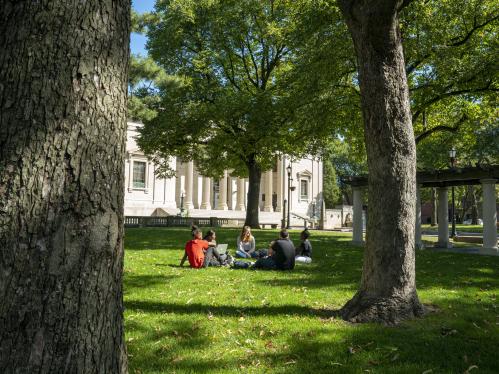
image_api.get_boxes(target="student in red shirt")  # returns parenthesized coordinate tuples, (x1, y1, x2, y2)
(181, 226, 210, 268)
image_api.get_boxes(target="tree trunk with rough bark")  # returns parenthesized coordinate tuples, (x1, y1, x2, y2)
(0, 1, 129, 373)
(244, 157, 262, 228)
(338, 0, 425, 324)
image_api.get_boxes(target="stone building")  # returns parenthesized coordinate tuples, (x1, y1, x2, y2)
(124, 122, 323, 223)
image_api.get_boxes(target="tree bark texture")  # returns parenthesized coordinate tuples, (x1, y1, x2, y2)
(338, 0, 424, 323)
(0, 1, 129, 373)
(244, 157, 262, 228)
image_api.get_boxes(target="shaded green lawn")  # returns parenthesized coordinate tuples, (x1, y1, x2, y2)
(124, 228, 499, 374)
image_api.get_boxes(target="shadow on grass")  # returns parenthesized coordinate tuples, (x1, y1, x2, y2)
(125, 299, 333, 318)
(265, 308, 499, 373)
(124, 274, 177, 292)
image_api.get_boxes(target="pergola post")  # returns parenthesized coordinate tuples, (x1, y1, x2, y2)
(415, 184, 424, 249)
(437, 187, 449, 248)
(352, 186, 364, 245)
(481, 179, 497, 250)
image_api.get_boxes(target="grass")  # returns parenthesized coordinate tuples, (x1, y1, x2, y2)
(124, 228, 499, 374)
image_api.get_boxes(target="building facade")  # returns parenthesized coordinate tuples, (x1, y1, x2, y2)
(124, 122, 323, 220)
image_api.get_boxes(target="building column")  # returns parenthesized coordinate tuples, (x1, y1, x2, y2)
(217, 170, 228, 210)
(228, 177, 236, 210)
(415, 184, 423, 249)
(200, 177, 211, 210)
(481, 179, 497, 250)
(276, 158, 283, 212)
(236, 178, 246, 211)
(263, 170, 273, 212)
(352, 186, 363, 245)
(437, 187, 449, 248)
(184, 161, 194, 210)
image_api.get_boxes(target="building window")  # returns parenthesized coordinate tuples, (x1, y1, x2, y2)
(300, 179, 309, 201)
(133, 161, 147, 189)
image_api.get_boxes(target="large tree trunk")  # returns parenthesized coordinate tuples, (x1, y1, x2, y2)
(244, 156, 262, 228)
(338, 0, 424, 324)
(0, 1, 129, 373)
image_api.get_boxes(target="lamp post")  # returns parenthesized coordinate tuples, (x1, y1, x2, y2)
(449, 147, 457, 238)
(286, 164, 292, 229)
(180, 189, 185, 216)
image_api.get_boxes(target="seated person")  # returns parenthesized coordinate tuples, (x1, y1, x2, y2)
(235, 226, 256, 258)
(180, 226, 214, 268)
(202, 230, 232, 267)
(295, 229, 312, 264)
(253, 229, 295, 270)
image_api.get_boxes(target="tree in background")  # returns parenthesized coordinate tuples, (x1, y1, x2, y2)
(405, 0, 498, 142)
(328, 139, 367, 205)
(136, 0, 347, 227)
(308, 0, 498, 154)
(322, 159, 341, 209)
(0, 1, 129, 372)
(128, 55, 166, 122)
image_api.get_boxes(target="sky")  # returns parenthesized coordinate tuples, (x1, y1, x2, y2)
(130, 0, 156, 56)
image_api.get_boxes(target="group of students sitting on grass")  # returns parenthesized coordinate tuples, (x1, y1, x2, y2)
(180, 225, 312, 270)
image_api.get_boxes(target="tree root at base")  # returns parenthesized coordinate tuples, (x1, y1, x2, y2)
(340, 291, 426, 325)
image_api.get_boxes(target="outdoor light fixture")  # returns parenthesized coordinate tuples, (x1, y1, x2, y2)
(449, 147, 457, 237)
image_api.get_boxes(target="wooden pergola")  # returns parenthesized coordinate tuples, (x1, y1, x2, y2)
(342, 165, 498, 251)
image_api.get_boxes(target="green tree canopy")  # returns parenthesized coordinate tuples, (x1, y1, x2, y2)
(136, 0, 349, 227)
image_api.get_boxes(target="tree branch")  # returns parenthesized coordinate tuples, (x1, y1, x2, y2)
(412, 81, 494, 123)
(245, 34, 261, 88)
(415, 114, 467, 144)
(219, 52, 241, 91)
(447, 13, 499, 47)
(406, 13, 498, 75)
(238, 43, 259, 88)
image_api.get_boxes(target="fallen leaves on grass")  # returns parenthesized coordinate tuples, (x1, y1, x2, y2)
(171, 356, 183, 363)
(265, 341, 275, 350)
